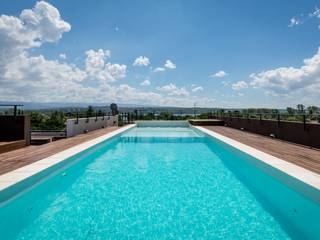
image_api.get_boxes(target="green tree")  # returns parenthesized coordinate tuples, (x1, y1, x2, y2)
(296, 104, 305, 114)
(159, 112, 171, 120)
(286, 107, 296, 115)
(86, 106, 95, 117)
(248, 108, 256, 114)
(30, 112, 48, 130)
(241, 109, 248, 115)
(134, 109, 138, 119)
(143, 112, 154, 120)
(46, 111, 66, 130)
(307, 106, 319, 115)
(199, 112, 210, 119)
(110, 103, 119, 116)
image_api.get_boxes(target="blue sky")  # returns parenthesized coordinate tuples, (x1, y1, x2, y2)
(0, 0, 320, 108)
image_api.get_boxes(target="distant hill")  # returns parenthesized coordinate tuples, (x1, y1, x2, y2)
(0, 101, 221, 114)
(0, 101, 151, 110)
(0, 101, 285, 114)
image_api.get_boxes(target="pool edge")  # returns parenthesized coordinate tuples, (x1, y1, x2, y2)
(0, 124, 136, 201)
(194, 126, 320, 203)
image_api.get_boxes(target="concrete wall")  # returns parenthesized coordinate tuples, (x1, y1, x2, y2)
(0, 115, 30, 144)
(223, 117, 320, 149)
(135, 120, 189, 127)
(66, 115, 118, 137)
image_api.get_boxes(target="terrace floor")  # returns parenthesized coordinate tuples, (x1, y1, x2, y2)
(0, 125, 319, 176)
(0, 126, 119, 175)
(204, 126, 320, 174)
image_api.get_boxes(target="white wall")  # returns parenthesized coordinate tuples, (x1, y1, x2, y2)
(66, 115, 118, 137)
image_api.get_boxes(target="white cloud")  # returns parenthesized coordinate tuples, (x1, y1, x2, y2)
(153, 60, 176, 72)
(114, 84, 159, 102)
(288, 7, 320, 29)
(157, 83, 189, 97)
(140, 79, 151, 86)
(85, 49, 111, 72)
(191, 85, 203, 92)
(310, 7, 320, 30)
(211, 70, 228, 78)
(0, 1, 216, 107)
(164, 60, 176, 69)
(250, 48, 320, 96)
(0, 4, 125, 100)
(19, 1, 71, 42)
(59, 53, 66, 59)
(153, 67, 165, 72)
(112, 84, 213, 107)
(310, 7, 320, 18)
(106, 63, 127, 80)
(232, 81, 248, 90)
(133, 56, 150, 66)
(288, 17, 301, 27)
(85, 49, 126, 82)
(0, 0, 71, 68)
(2, 53, 90, 101)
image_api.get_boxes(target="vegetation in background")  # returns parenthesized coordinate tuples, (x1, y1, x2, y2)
(24, 104, 320, 130)
(132, 104, 320, 123)
(222, 105, 319, 122)
(30, 111, 66, 130)
(110, 103, 119, 116)
(86, 106, 95, 117)
(29, 106, 114, 130)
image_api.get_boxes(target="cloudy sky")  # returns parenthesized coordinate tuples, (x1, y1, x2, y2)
(0, 0, 320, 108)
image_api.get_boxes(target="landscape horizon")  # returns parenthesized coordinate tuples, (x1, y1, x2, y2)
(1, 1, 320, 240)
(0, 1, 320, 109)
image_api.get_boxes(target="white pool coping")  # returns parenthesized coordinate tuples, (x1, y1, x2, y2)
(1, 124, 319, 204)
(194, 126, 320, 202)
(0, 124, 136, 193)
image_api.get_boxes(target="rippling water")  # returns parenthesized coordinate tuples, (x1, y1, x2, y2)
(0, 127, 319, 239)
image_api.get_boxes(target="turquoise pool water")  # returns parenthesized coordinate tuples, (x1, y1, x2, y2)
(0, 127, 319, 239)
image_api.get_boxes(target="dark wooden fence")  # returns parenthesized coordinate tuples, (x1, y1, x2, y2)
(220, 116, 320, 149)
(0, 115, 30, 145)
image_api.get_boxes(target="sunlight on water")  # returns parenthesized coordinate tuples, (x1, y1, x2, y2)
(0, 127, 319, 239)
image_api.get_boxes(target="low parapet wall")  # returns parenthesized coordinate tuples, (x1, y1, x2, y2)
(223, 117, 320, 149)
(0, 115, 30, 145)
(66, 115, 118, 137)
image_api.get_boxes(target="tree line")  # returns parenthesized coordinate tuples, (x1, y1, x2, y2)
(28, 104, 320, 130)
(30, 104, 119, 130)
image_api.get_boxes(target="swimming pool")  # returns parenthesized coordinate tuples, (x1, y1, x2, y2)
(0, 125, 319, 239)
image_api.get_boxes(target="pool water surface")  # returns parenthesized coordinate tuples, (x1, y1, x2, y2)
(0, 126, 319, 239)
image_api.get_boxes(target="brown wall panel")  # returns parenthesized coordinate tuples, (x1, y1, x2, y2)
(222, 117, 320, 149)
(0, 116, 30, 142)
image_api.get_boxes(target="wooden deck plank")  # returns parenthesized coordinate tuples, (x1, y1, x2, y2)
(204, 126, 320, 174)
(0, 140, 26, 154)
(1, 125, 319, 177)
(0, 127, 119, 175)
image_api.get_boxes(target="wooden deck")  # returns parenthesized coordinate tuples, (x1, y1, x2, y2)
(204, 126, 320, 174)
(0, 140, 26, 154)
(0, 127, 119, 175)
(1, 125, 319, 176)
